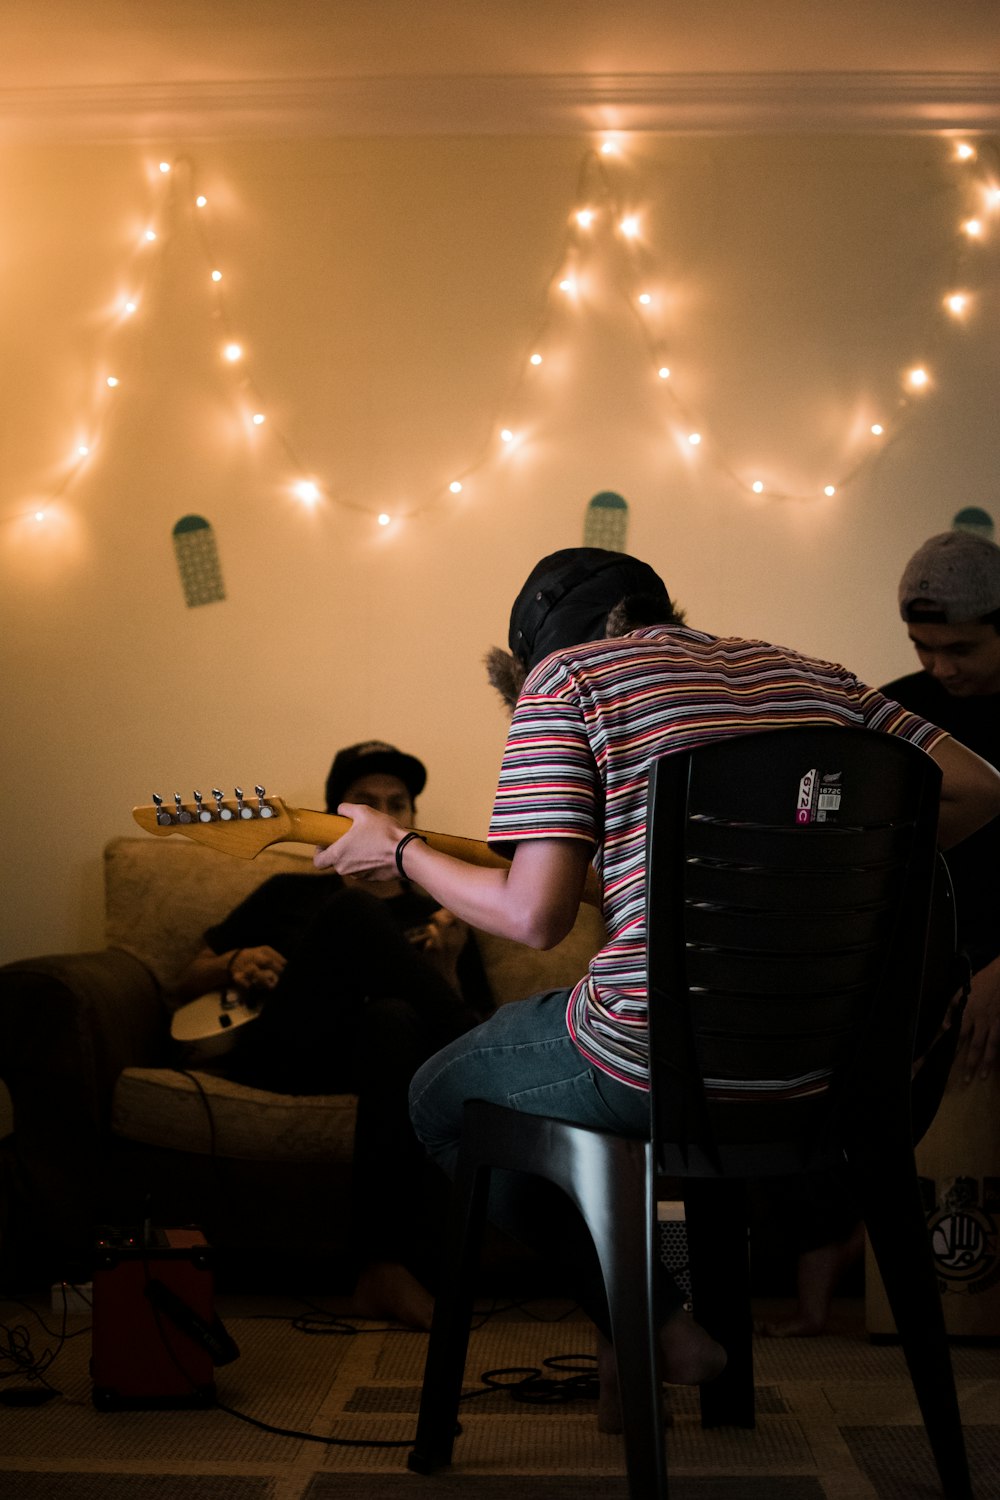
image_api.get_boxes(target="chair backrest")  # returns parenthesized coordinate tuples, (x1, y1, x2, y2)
(644, 726, 943, 1179)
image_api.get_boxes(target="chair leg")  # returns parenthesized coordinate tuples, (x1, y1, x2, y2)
(858, 1161, 972, 1500)
(583, 1144, 670, 1499)
(407, 1156, 491, 1476)
(684, 1179, 755, 1428)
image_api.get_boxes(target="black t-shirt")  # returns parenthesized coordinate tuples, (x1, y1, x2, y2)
(882, 671, 1000, 972)
(203, 871, 493, 1016)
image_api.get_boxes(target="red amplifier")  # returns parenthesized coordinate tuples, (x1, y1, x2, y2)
(91, 1226, 235, 1409)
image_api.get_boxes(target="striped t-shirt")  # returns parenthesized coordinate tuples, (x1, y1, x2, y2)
(487, 625, 946, 1090)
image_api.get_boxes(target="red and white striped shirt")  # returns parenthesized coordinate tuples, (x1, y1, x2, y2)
(487, 625, 946, 1089)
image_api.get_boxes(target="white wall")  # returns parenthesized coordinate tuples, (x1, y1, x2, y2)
(2, 133, 998, 961)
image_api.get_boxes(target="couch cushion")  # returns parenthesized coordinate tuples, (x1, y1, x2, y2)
(113, 1067, 356, 1163)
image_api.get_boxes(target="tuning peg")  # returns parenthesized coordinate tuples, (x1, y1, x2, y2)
(194, 790, 212, 823)
(235, 786, 253, 820)
(152, 793, 172, 827)
(174, 792, 193, 825)
(255, 784, 275, 819)
(213, 788, 233, 821)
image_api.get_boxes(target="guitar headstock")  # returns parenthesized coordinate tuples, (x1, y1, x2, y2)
(132, 786, 297, 860)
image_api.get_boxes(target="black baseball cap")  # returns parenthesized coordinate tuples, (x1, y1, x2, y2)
(325, 741, 427, 812)
(508, 547, 672, 672)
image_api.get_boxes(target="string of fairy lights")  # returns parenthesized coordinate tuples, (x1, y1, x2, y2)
(9, 134, 1000, 532)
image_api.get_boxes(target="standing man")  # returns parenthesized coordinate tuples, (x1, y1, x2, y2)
(314, 546, 1000, 1391)
(885, 531, 1000, 1082)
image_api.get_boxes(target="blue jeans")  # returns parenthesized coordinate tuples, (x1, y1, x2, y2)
(409, 989, 681, 1333)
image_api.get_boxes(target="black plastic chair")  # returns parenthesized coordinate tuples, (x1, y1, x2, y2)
(407, 726, 972, 1499)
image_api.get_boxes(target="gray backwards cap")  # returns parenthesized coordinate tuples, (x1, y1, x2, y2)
(899, 531, 1000, 624)
(508, 547, 672, 672)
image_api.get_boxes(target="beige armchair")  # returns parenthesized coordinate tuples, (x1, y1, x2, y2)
(0, 836, 605, 1290)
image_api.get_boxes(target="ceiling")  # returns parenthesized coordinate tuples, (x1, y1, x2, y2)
(2, 0, 999, 141)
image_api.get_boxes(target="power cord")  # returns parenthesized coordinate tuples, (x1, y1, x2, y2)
(461, 1354, 599, 1406)
(211, 1346, 600, 1448)
(0, 1289, 89, 1402)
(2, 1278, 598, 1446)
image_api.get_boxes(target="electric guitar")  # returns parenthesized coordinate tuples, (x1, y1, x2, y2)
(170, 987, 263, 1053)
(131, 786, 602, 905)
(169, 920, 439, 1050)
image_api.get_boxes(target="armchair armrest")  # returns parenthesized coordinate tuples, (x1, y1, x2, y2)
(0, 948, 165, 1281)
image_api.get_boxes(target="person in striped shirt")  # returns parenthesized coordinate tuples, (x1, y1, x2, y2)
(314, 547, 1000, 1411)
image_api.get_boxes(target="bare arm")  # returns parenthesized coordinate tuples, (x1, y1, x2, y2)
(173, 944, 287, 1002)
(314, 801, 593, 949)
(927, 734, 1000, 849)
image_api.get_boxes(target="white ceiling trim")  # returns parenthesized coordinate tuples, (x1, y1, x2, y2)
(1, 71, 998, 142)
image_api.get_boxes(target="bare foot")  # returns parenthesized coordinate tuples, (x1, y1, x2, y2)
(351, 1261, 434, 1331)
(595, 1312, 725, 1434)
(757, 1223, 864, 1338)
(659, 1308, 727, 1385)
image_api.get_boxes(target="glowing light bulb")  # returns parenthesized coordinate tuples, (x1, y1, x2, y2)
(449, 481, 463, 494)
(989, 188, 1000, 208)
(294, 481, 320, 504)
(196, 195, 208, 208)
(638, 293, 652, 306)
(500, 429, 514, 443)
(963, 218, 982, 237)
(956, 142, 976, 160)
(77, 444, 90, 456)
(559, 277, 577, 295)
(252, 413, 265, 426)
(688, 433, 701, 446)
(945, 293, 968, 314)
(144, 229, 157, 242)
(159, 161, 171, 174)
(223, 343, 243, 362)
(575, 209, 595, 228)
(619, 216, 640, 238)
(378, 513, 391, 526)
(908, 367, 930, 388)
(657, 367, 671, 380)
(752, 481, 764, 494)
(824, 485, 836, 496)
(106, 376, 119, 388)
(122, 299, 137, 315)
(600, 141, 618, 156)
(871, 423, 884, 436)
(529, 353, 542, 366)
(211, 270, 222, 282)
(34, 510, 45, 522)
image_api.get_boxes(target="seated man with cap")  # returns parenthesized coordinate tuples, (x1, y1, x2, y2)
(760, 529, 1000, 1339)
(314, 547, 1000, 1420)
(175, 740, 493, 1329)
(887, 530, 1000, 1082)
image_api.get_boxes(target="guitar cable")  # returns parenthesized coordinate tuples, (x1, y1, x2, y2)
(159, 1072, 602, 1441)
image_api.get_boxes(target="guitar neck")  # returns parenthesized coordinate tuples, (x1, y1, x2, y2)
(132, 796, 602, 908)
(285, 807, 514, 875)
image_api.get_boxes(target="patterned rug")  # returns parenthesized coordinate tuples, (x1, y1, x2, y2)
(0, 1295, 997, 1498)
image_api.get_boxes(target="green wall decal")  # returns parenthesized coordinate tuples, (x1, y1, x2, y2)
(952, 506, 994, 540)
(584, 491, 629, 552)
(172, 514, 226, 607)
